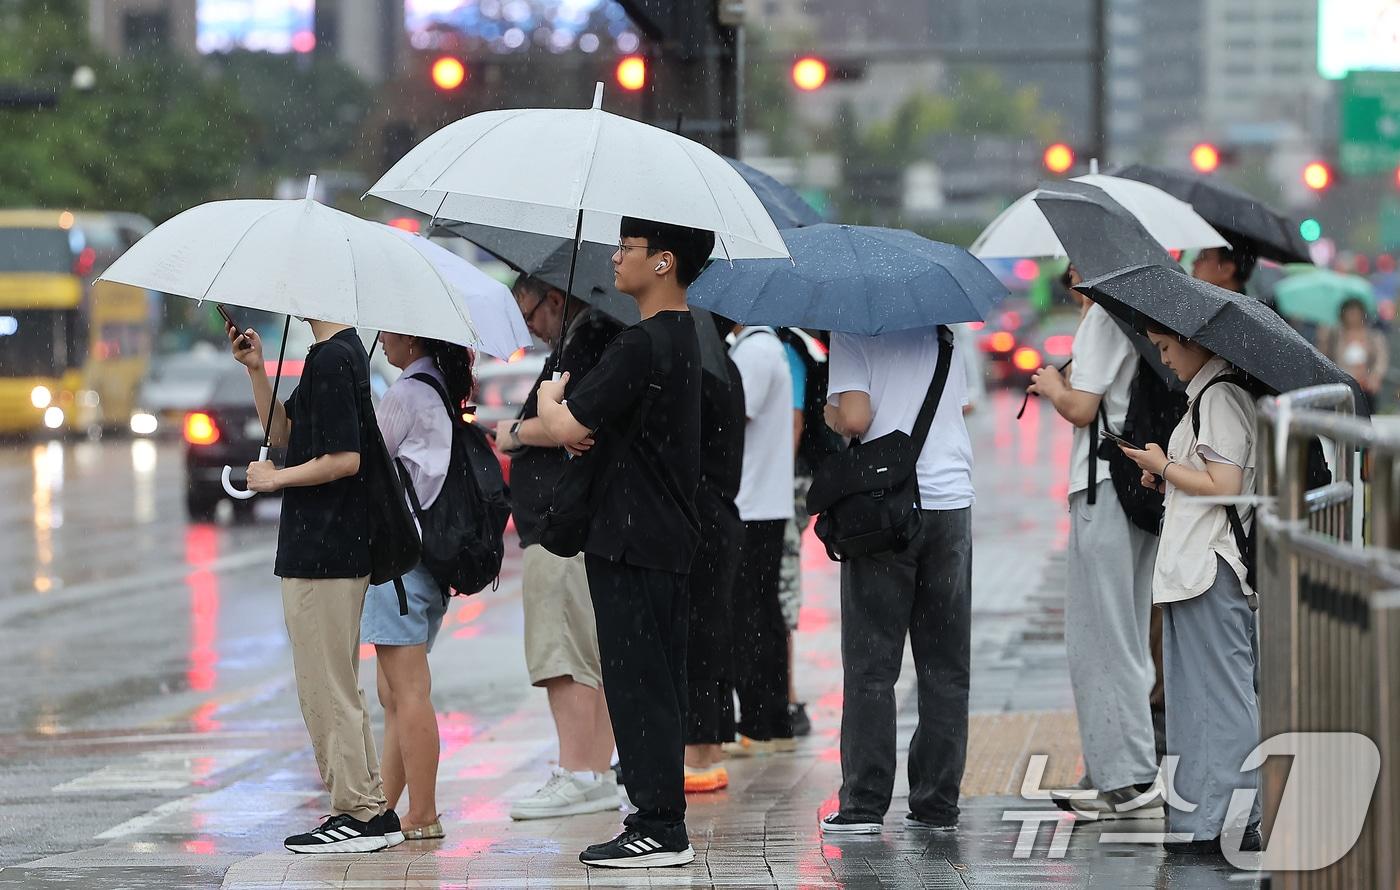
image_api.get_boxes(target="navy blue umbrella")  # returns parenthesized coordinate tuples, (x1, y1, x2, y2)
(688, 224, 1007, 335)
(725, 158, 822, 229)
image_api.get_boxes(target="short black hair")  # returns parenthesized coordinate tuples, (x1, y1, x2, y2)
(512, 272, 560, 302)
(1219, 244, 1258, 285)
(619, 216, 716, 287)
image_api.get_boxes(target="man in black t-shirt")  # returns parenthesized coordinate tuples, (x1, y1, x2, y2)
(537, 217, 711, 869)
(495, 275, 629, 821)
(228, 318, 396, 854)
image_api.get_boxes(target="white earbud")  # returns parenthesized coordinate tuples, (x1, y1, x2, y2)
(655, 261, 666, 272)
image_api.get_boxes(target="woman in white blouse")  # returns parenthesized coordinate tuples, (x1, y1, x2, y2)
(361, 332, 474, 842)
(1119, 321, 1263, 857)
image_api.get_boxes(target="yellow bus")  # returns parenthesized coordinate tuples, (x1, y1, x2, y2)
(0, 209, 155, 435)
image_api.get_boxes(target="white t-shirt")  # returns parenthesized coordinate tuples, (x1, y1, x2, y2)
(1068, 303, 1137, 496)
(730, 327, 796, 521)
(826, 328, 975, 510)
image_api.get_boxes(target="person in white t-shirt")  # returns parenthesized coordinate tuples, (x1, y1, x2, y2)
(818, 325, 974, 836)
(724, 325, 796, 754)
(1026, 268, 1164, 821)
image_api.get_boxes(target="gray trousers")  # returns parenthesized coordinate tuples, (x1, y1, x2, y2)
(838, 508, 972, 823)
(1066, 480, 1160, 791)
(1162, 555, 1262, 840)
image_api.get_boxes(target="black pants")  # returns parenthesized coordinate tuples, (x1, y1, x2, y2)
(585, 554, 689, 835)
(839, 508, 972, 823)
(686, 491, 741, 745)
(732, 519, 791, 741)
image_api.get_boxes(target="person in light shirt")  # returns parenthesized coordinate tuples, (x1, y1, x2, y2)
(1119, 321, 1264, 857)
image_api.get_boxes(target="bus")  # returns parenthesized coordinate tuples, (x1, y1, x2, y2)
(0, 210, 156, 435)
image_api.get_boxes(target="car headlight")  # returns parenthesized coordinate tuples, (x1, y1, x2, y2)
(130, 412, 158, 436)
(30, 385, 51, 409)
(43, 406, 65, 429)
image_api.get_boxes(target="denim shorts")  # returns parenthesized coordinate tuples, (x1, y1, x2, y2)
(360, 563, 448, 651)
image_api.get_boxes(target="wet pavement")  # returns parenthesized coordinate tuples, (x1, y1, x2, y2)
(0, 392, 1265, 888)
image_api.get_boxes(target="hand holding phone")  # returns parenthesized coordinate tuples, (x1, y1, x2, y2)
(216, 304, 248, 348)
(1098, 428, 1141, 451)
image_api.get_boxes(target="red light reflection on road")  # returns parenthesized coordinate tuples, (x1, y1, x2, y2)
(183, 839, 215, 855)
(185, 527, 219, 694)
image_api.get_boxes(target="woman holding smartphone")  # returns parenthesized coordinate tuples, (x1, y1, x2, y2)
(361, 332, 475, 842)
(1117, 321, 1263, 857)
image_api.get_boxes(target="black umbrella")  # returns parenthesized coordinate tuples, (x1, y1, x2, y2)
(1078, 264, 1364, 409)
(1112, 164, 1311, 265)
(1031, 180, 1180, 386)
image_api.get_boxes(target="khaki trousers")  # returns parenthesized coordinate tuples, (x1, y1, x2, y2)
(282, 575, 385, 822)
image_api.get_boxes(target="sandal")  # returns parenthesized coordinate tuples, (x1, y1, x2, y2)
(402, 818, 445, 840)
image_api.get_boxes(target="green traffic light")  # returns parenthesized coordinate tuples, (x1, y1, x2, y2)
(1300, 218, 1322, 243)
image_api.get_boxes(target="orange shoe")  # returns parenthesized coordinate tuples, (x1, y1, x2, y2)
(684, 765, 729, 793)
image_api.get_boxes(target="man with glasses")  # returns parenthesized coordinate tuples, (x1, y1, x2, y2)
(498, 274, 626, 821)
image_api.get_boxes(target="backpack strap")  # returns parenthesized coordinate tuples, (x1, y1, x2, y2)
(906, 325, 956, 451)
(408, 371, 456, 419)
(1087, 401, 1107, 505)
(1189, 372, 1252, 561)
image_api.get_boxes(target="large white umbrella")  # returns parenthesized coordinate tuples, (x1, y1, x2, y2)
(367, 83, 791, 264)
(100, 177, 500, 499)
(971, 173, 1228, 259)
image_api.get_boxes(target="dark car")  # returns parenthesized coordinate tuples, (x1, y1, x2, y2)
(184, 362, 300, 521)
(1001, 311, 1080, 388)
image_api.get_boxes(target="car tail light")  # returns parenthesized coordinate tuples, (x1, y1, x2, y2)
(1043, 335, 1075, 357)
(1000, 310, 1022, 330)
(1012, 346, 1042, 372)
(72, 246, 96, 278)
(982, 331, 1015, 353)
(967, 321, 985, 331)
(184, 412, 221, 445)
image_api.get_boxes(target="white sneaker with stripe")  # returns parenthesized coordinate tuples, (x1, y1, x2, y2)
(284, 813, 389, 854)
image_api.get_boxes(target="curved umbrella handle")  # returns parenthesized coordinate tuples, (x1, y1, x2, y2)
(221, 446, 268, 500)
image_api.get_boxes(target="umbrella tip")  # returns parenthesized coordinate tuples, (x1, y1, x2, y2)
(592, 82, 604, 109)
(305, 174, 318, 201)
(1089, 158, 1100, 175)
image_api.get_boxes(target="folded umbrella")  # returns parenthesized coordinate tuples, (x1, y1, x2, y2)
(687, 224, 1007, 335)
(100, 177, 486, 498)
(1272, 269, 1377, 327)
(1078, 264, 1364, 408)
(1031, 180, 1182, 386)
(972, 174, 1227, 260)
(1112, 163, 1312, 264)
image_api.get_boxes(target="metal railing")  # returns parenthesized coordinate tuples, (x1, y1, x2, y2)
(1256, 384, 1400, 889)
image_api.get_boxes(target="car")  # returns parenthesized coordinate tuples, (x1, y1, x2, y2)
(130, 343, 228, 437)
(183, 362, 300, 521)
(1001, 311, 1081, 388)
(470, 352, 545, 483)
(974, 298, 1042, 387)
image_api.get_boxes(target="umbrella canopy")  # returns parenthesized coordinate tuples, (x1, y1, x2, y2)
(99, 185, 479, 349)
(1273, 269, 1378, 326)
(1031, 181, 1181, 385)
(367, 83, 789, 262)
(725, 157, 822, 229)
(1112, 163, 1312, 264)
(1078, 264, 1362, 406)
(972, 174, 1227, 259)
(379, 225, 531, 359)
(687, 224, 1008, 335)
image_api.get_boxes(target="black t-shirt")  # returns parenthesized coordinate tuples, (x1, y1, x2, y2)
(565, 310, 701, 573)
(511, 309, 625, 548)
(274, 329, 372, 579)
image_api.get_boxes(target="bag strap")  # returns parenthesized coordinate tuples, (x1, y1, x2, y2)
(1087, 401, 1107, 505)
(905, 325, 955, 450)
(1189, 372, 1252, 559)
(591, 325, 671, 503)
(408, 371, 456, 420)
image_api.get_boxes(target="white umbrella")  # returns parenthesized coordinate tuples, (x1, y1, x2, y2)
(378, 224, 531, 361)
(366, 83, 790, 263)
(99, 177, 486, 499)
(971, 173, 1228, 260)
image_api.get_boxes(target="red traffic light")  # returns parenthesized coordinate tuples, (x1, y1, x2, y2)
(1302, 161, 1332, 192)
(616, 55, 647, 91)
(1190, 142, 1221, 174)
(431, 56, 467, 92)
(791, 57, 828, 91)
(1043, 143, 1075, 175)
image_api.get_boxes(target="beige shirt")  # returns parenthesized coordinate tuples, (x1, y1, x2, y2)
(1153, 357, 1257, 605)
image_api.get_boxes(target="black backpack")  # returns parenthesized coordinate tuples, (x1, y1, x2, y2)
(1090, 357, 1188, 535)
(777, 327, 845, 475)
(399, 373, 511, 598)
(1191, 373, 1332, 591)
(324, 338, 421, 614)
(806, 326, 954, 562)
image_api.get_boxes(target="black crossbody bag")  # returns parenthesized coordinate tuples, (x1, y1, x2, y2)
(538, 326, 670, 558)
(805, 326, 954, 562)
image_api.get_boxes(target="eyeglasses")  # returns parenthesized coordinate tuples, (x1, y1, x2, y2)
(616, 240, 654, 254)
(521, 294, 548, 326)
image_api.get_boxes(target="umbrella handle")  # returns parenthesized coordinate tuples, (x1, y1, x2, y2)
(221, 446, 267, 500)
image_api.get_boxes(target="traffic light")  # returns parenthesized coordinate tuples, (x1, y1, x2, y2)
(430, 56, 467, 92)
(791, 57, 828, 91)
(1299, 218, 1323, 243)
(615, 55, 647, 91)
(1394, 164, 1400, 191)
(1302, 161, 1333, 192)
(1190, 142, 1221, 174)
(1043, 143, 1075, 175)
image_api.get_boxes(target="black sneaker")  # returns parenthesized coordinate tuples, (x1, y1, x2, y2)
(1163, 824, 1262, 857)
(579, 828, 694, 868)
(789, 702, 812, 737)
(903, 813, 957, 832)
(284, 813, 387, 854)
(820, 812, 881, 834)
(372, 809, 405, 848)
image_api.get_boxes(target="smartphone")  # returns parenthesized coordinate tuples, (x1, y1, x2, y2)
(1098, 429, 1141, 450)
(216, 304, 248, 347)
